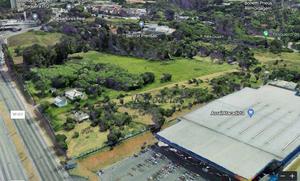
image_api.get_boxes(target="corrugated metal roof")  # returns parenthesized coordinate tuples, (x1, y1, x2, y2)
(158, 85, 300, 179)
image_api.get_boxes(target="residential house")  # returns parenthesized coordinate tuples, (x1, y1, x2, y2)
(54, 96, 68, 107)
(74, 111, 90, 123)
(65, 89, 84, 100)
(143, 24, 176, 35)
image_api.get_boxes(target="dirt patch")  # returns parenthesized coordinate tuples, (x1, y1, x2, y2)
(118, 107, 154, 125)
(71, 132, 156, 180)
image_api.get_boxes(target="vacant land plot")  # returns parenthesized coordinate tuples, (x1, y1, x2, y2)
(254, 50, 300, 71)
(57, 122, 109, 157)
(8, 31, 62, 64)
(8, 31, 62, 48)
(70, 132, 156, 180)
(72, 51, 234, 92)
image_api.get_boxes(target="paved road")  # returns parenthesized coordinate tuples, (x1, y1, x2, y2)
(0, 66, 71, 181)
(0, 29, 71, 180)
(0, 25, 41, 44)
(0, 37, 28, 181)
(0, 116, 28, 181)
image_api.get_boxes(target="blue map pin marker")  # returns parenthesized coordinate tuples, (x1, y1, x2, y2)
(247, 108, 254, 118)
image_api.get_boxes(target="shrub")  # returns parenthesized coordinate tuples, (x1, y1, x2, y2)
(160, 73, 172, 83)
(55, 134, 68, 150)
(72, 132, 79, 138)
(141, 72, 155, 85)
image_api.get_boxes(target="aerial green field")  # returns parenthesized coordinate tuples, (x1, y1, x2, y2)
(8, 30, 62, 48)
(254, 50, 300, 71)
(28, 51, 234, 134)
(8, 31, 62, 64)
(72, 51, 234, 92)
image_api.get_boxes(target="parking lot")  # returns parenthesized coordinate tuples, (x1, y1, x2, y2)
(99, 145, 235, 181)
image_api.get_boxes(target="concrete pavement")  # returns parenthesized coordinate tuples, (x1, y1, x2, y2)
(0, 116, 28, 181)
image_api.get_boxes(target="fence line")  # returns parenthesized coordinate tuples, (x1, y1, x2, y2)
(74, 128, 149, 160)
(2, 45, 59, 145)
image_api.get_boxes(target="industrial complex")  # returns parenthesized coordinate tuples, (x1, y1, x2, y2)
(157, 83, 300, 180)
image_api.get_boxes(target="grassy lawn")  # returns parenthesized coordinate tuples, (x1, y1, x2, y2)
(26, 51, 236, 161)
(254, 50, 300, 71)
(8, 30, 62, 48)
(8, 31, 62, 64)
(70, 131, 156, 181)
(28, 51, 235, 136)
(57, 122, 109, 158)
(72, 51, 234, 92)
(58, 120, 146, 158)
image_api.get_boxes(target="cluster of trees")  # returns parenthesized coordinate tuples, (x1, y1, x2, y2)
(127, 84, 214, 131)
(154, 85, 214, 107)
(88, 100, 133, 145)
(22, 36, 88, 68)
(29, 63, 157, 99)
(55, 134, 68, 150)
(269, 68, 300, 83)
(127, 99, 166, 131)
(269, 39, 283, 54)
(63, 117, 76, 131)
(231, 45, 258, 70)
(210, 71, 257, 97)
(107, 127, 123, 146)
(67, 5, 91, 18)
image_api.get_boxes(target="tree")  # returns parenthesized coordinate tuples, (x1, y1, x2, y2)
(111, 0, 125, 5)
(39, 101, 50, 113)
(72, 132, 79, 138)
(51, 76, 69, 88)
(54, 36, 78, 64)
(14, 46, 22, 56)
(233, 45, 258, 70)
(141, 72, 155, 85)
(160, 73, 172, 83)
(270, 39, 283, 54)
(165, 9, 175, 21)
(55, 134, 68, 150)
(63, 117, 76, 131)
(107, 127, 122, 146)
(23, 44, 53, 67)
(35, 80, 48, 97)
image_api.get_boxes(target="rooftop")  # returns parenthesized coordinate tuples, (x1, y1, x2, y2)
(157, 85, 300, 179)
(65, 89, 84, 100)
(54, 96, 68, 107)
(268, 80, 298, 91)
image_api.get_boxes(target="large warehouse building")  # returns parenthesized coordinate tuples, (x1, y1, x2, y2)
(156, 83, 300, 180)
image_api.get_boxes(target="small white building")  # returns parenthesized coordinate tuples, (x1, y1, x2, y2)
(143, 24, 176, 35)
(74, 111, 89, 123)
(65, 89, 84, 100)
